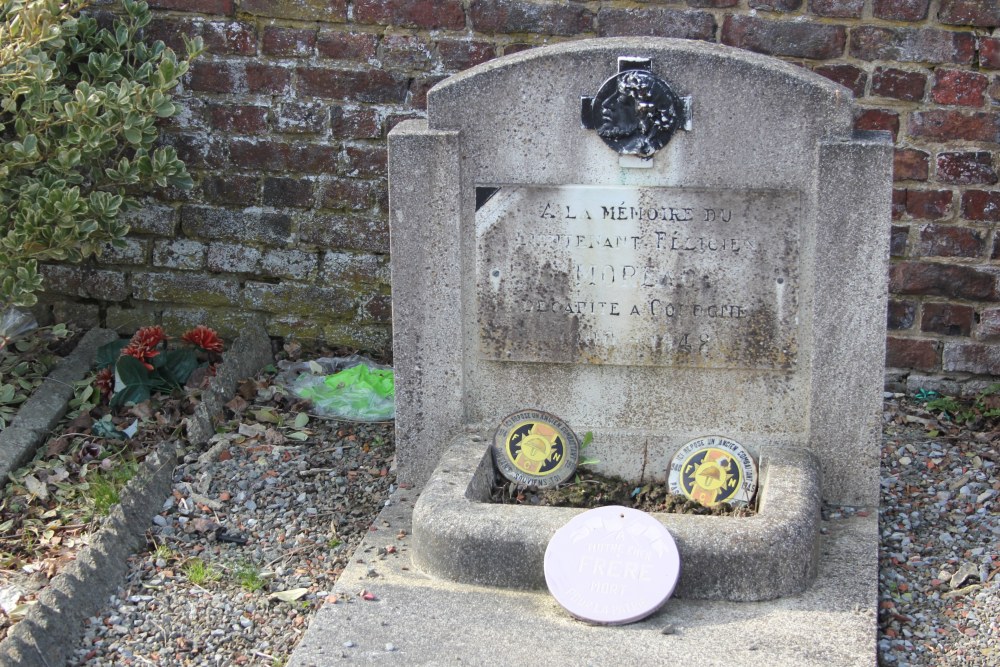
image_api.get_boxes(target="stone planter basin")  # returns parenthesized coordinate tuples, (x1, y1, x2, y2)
(412, 435, 821, 601)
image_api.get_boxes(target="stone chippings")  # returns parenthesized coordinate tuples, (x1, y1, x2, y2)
(878, 394, 1000, 666)
(70, 419, 396, 666)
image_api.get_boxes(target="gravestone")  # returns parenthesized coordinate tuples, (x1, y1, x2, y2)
(389, 38, 890, 600)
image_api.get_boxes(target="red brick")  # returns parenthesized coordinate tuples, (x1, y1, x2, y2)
(161, 133, 226, 169)
(962, 190, 1000, 221)
(317, 31, 379, 60)
(263, 27, 317, 57)
(894, 149, 929, 181)
(687, 0, 737, 6)
(809, 0, 863, 17)
(181, 205, 292, 244)
(905, 189, 953, 219)
(981, 37, 1000, 69)
(200, 174, 259, 206)
(379, 34, 434, 70)
(890, 261, 996, 299)
(873, 0, 930, 21)
(437, 39, 495, 70)
(939, 0, 1000, 27)
(887, 299, 916, 329)
(146, 18, 255, 56)
(240, 0, 346, 22)
(275, 103, 328, 134)
(886, 337, 939, 371)
(246, 64, 292, 94)
(936, 152, 997, 185)
(749, 0, 801, 11)
(297, 67, 408, 103)
(598, 8, 715, 40)
(408, 75, 448, 110)
(148, 0, 233, 14)
(850, 26, 976, 64)
(993, 235, 1000, 259)
(871, 67, 926, 101)
(263, 176, 314, 208)
(975, 308, 1000, 339)
(354, 0, 465, 30)
(909, 110, 1000, 143)
(209, 104, 268, 134)
(891, 224, 910, 256)
(317, 177, 380, 211)
(722, 16, 846, 60)
(917, 224, 986, 257)
(921, 302, 974, 336)
(942, 342, 1000, 374)
(813, 64, 866, 96)
(469, 0, 594, 36)
(331, 106, 381, 139)
(854, 109, 899, 140)
(228, 139, 339, 173)
(502, 43, 535, 56)
(892, 189, 907, 219)
(341, 144, 387, 178)
(931, 69, 989, 106)
(188, 61, 291, 95)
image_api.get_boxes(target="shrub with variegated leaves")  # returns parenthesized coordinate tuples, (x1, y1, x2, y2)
(0, 0, 203, 307)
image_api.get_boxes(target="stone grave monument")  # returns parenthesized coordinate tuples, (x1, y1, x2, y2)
(390, 36, 889, 600)
(287, 36, 889, 665)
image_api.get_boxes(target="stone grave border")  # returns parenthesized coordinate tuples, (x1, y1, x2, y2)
(0, 323, 272, 667)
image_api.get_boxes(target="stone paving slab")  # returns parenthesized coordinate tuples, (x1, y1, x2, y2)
(289, 491, 877, 666)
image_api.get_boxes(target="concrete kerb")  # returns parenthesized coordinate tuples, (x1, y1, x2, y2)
(0, 322, 273, 667)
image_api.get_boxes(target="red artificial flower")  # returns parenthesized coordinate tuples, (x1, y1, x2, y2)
(122, 342, 156, 371)
(130, 325, 166, 349)
(181, 325, 224, 353)
(95, 367, 114, 396)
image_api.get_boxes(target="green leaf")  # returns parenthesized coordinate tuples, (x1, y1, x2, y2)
(112, 355, 152, 407)
(152, 348, 198, 387)
(292, 412, 309, 429)
(96, 338, 128, 368)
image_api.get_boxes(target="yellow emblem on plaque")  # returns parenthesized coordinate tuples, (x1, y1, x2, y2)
(667, 436, 757, 507)
(492, 410, 581, 488)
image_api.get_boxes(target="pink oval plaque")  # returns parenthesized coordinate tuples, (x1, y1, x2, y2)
(544, 506, 681, 625)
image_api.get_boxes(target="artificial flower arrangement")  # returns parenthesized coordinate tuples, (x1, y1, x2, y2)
(95, 325, 224, 407)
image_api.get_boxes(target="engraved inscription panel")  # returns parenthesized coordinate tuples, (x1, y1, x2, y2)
(476, 186, 801, 369)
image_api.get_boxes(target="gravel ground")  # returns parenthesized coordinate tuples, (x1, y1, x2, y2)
(57, 387, 997, 666)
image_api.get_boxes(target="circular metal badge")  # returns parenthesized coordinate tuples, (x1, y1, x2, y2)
(667, 436, 758, 507)
(544, 506, 680, 625)
(492, 410, 580, 488)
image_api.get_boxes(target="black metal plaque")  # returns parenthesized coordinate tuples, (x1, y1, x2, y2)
(581, 57, 685, 158)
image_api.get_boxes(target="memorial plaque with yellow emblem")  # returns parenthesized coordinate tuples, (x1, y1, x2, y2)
(492, 410, 581, 488)
(667, 436, 757, 507)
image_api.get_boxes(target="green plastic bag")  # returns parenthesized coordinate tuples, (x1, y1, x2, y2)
(294, 364, 395, 421)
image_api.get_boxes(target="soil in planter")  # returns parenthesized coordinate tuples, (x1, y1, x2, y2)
(491, 468, 756, 517)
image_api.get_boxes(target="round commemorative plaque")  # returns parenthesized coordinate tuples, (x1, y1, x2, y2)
(492, 410, 580, 488)
(667, 436, 758, 508)
(544, 506, 681, 625)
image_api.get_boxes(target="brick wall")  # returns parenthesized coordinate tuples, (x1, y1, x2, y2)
(37, 0, 1000, 385)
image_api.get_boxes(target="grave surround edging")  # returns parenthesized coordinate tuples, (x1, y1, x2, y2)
(0, 322, 273, 667)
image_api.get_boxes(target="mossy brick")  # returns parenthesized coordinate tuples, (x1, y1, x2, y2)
(122, 205, 177, 236)
(598, 8, 715, 40)
(50, 300, 101, 328)
(106, 304, 163, 333)
(200, 173, 261, 205)
(317, 177, 381, 210)
(146, 17, 256, 56)
(240, 0, 346, 22)
(132, 272, 241, 307)
(812, 64, 866, 96)
(40, 265, 128, 300)
(379, 34, 436, 71)
(721, 16, 846, 59)
(260, 249, 320, 280)
(208, 104, 269, 133)
(354, 0, 465, 30)
(267, 314, 328, 340)
(469, 0, 594, 36)
(262, 26, 317, 57)
(298, 212, 389, 253)
(96, 238, 150, 266)
(243, 281, 355, 316)
(263, 176, 315, 208)
(810, 0, 863, 18)
(162, 132, 227, 170)
(152, 239, 208, 270)
(181, 205, 293, 245)
(297, 67, 409, 103)
(323, 251, 390, 284)
(207, 242, 263, 273)
(148, 0, 234, 14)
(316, 30, 379, 61)
(160, 307, 260, 339)
(227, 138, 339, 173)
(322, 322, 391, 355)
(358, 293, 392, 323)
(849, 26, 975, 64)
(276, 102, 330, 134)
